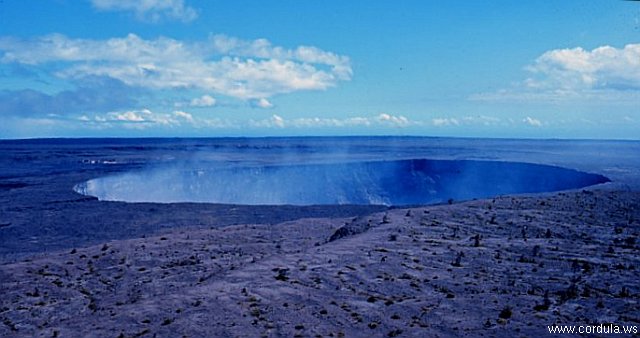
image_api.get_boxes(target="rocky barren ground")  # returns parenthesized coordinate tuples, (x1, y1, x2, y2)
(1, 138, 639, 337)
(1, 190, 639, 337)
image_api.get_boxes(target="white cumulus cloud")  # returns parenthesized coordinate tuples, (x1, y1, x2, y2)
(257, 114, 285, 128)
(189, 95, 216, 107)
(173, 110, 194, 122)
(109, 109, 151, 122)
(529, 44, 640, 91)
(523, 116, 543, 127)
(91, 0, 197, 22)
(209, 35, 352, 81)
(249, 113, 416, 129)
(431, 115, 509, 127)
(106, 108, 181, 126)
(471, 43, 640, 102)
(252, 98, 274, 109)
(432, 118, 459, 127)
(80, 108, 232, 129)
(0, 34, 352, 100)
(375, 113, 411, 127)
(288, 116, 372, 128)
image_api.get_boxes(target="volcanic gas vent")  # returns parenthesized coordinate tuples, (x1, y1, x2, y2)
(74, 159, 610, 206)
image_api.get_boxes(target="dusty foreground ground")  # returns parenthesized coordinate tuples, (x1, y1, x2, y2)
(1, 189, 639, 337)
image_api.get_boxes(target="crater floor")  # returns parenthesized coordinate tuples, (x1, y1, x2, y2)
(77, 159, 610, 205)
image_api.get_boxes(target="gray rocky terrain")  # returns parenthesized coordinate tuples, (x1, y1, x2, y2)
(1, 190, 639, 337)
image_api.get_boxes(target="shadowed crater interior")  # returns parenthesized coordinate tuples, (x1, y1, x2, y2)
(75, 159, 610, 206)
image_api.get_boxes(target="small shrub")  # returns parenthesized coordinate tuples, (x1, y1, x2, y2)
(545, 228, 552, 238)
(388, 329, 403, 337)
(619, 287, 631, 298)
(498, 306, 512, 320)
(451, 252, 463, 267)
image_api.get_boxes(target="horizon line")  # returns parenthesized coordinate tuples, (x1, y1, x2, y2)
(1, 135, 639, 143)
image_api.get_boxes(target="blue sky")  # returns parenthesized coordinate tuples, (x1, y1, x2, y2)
(0, 0, 638, 139)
